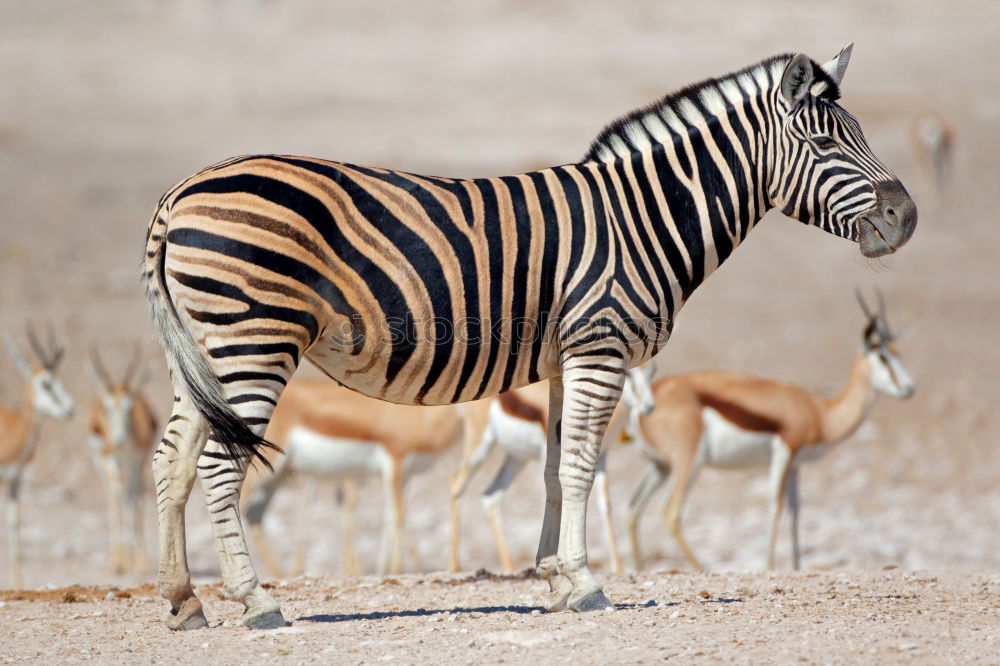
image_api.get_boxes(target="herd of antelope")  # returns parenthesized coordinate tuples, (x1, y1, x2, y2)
(0, 292, 916, 588)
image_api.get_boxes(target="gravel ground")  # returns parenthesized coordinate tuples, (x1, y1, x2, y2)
(2, 571, 998, 664)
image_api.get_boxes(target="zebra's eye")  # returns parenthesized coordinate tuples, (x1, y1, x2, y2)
(812, 136, 838, 151)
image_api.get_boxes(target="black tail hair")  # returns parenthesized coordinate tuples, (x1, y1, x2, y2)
(140, 203, 278, 469)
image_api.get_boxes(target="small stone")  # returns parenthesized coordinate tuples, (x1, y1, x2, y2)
(530, 610, 541, 616)
(201, 643, 209, 649)
(899, 643, 918, 651)
(670, 610, 684, 619)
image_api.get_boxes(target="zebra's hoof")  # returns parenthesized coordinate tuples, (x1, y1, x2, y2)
(569, 588, 613, 612)
(164, 598, 209, 631)
(244, 610, 289, 630)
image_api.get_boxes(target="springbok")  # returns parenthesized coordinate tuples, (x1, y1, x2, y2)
(449, 366, 657, 574)
(86, 346, 158, 574)
(911, 112, 954, 202)
(623, 293, 914, 571)
(0, 325, 74, 588)
(243, 378, 467, 577)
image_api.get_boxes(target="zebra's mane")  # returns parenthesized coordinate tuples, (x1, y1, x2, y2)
(584, 54, 840, 163)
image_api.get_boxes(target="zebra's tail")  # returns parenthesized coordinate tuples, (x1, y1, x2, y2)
(140, 199, 277, 469)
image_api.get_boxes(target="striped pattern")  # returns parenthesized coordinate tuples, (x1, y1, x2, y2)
(141, 50, 913, 624)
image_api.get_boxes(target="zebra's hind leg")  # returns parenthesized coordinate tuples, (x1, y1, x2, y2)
(198, 435, 285, 629)
(153, 396, 210, 630)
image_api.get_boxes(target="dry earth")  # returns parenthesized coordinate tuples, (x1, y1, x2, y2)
(2, 571, 999, 664)
(0, 0, 998, 663)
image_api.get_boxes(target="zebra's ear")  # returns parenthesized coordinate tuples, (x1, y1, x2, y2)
(821, 43, 853, 87)
(780, 53, 814, 105)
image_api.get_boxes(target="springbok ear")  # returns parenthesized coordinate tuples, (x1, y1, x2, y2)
(781, 53, 815, 105)
(4, 334, 32, 379)
(821, 43, 853, 87)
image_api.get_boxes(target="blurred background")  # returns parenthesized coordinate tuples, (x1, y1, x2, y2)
(0, 0, 996, 587)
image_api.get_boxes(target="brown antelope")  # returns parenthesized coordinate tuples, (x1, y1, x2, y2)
(0, 325, 74, 588)
(86, 346, 158, 574)
(243, 379, 468, 577)
(448, 367, 657, 574)
(623, 293, 914, 571)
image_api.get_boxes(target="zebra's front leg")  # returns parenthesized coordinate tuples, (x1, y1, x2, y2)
(197, 437, 285, 629)
(153, 398, 210, 630)
(535, 376, 573, 610)
(556, 362, 626, 612)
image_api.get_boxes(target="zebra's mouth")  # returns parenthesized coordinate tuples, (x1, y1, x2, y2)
(856, 181, 918, 258)
(857, 216, 896, 258)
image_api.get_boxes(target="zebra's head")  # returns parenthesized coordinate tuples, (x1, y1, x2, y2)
(770, 45, 917, 257)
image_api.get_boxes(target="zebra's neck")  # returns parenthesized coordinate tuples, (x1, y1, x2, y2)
(581, 58, 787, 309)
(584, 112, 774, 314)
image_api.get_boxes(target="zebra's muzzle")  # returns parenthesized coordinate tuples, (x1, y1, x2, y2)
(857, 181, 918, 258)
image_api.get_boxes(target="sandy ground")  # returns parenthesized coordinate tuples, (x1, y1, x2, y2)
(1, 0, 998, 662)
(1, 571, 998, 664)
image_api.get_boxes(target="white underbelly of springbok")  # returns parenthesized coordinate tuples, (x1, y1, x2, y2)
(285, 426, 389, 479)
(488, 401, 545, 461)
(698, 408, 775, 468)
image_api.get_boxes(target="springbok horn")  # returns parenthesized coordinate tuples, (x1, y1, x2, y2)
(875, 288, 891, 335)
(47, 322, 65, 370)
(89, 347, 113, 392)
(26, 322, 51, 369)
(26, 322, 44, 361)
(855, 288, 874, 321)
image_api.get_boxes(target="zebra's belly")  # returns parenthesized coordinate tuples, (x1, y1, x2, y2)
(285, 426, 389, 479)
(305, 330, 555, 406)
(698, 408, 775, 468)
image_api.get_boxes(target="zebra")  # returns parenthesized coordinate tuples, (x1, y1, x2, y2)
(141, 45, 916, 630)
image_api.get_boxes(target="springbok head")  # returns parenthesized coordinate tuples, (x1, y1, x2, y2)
(4, 323, 75, 420)
(86, 344, 151, 446)
(770, 45, 917, 257)
(856, 289, 915, 399)
(623, 361, 656, 416)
